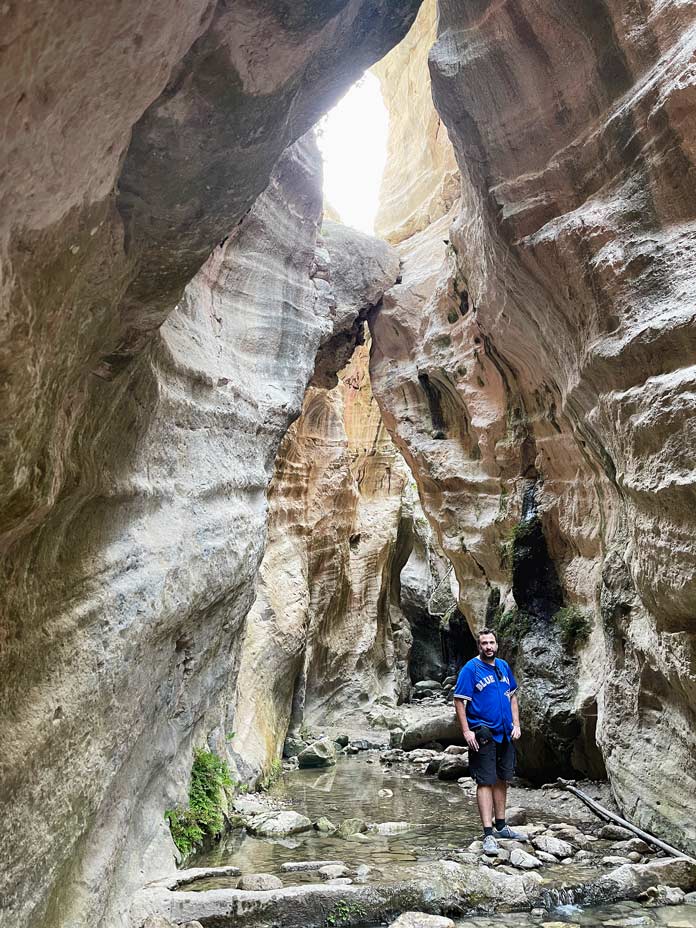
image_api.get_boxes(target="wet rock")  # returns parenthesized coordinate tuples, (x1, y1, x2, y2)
(281, 860, 344, 873)
(639, 885, 686, 906)
(506, 807, 527, 826)
(334, 735, 350, 748)
(407, 749, 441, 764)
(401, 713, 461, 751)
(381, 749, 406, 762)
(337, 818, 368, 838)
(283, 736, 307, 758)
(535, 851, 558, 864)
(389, 914, 455, 928)
(369, 821, 411, 835)
(442, 676, 457, 688)
(378, 788, 394, 798)
(603, 856, 633, 866)
(233, 797, 269, 815)
(314, 817, 337, 833)
(574, 850, 594, 861)
(530, 908, 547, 919)
(246, 811, 313, 837)
(326, 877, 353, 885)
(390, 729, 405, 748)
(685, 891, 696, 905)
(297, 739, 337, 768)
(425, 756, 443, 775)
(318, 864, 350, 880)
(350, 739, 371, 752)
(238, 873, 283, 891)
(532, 835, 573, 858)
(437, 755, 469, 780)
(510, 849, 543, 869)
(444, 745, 467, 756)
(355, 864, 371, 882)
(628, 852, 643, 863)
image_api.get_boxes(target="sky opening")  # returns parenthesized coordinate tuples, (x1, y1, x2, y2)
(316, 72, 389, 235)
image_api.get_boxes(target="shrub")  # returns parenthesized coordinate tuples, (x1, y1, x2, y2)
(553, 605, 591, 649)
(165, 748, 233, 857)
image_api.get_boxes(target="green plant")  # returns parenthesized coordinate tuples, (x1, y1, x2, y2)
(493, 606, 531, 645)
(225, 731, 236, 741)
(165, 748, 233, 856)
(259, 757, 283, 791)
(325, 899, 366, 926)
(553, 605, 591, 649)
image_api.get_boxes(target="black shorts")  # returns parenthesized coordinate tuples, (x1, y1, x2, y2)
(468, 730, 515, 785)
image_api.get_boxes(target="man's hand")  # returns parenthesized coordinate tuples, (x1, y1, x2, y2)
(464, 730, 479, 752)
(511, 724, 521, 741)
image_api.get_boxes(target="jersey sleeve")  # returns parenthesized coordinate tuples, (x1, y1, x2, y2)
(506, 661, 518, 694)
(453, 663, 475, 701)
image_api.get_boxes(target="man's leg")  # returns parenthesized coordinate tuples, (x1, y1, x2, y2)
(492, 778, 507, 827)
(476, 784, 494, 829)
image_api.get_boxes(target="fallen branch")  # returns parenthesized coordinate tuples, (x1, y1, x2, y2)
(556, 778, 696, 864)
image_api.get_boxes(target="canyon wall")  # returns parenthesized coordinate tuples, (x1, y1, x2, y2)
(371, 0, 696, 852)
(0, 4, 422, 928)
(227, 221, 410, 782)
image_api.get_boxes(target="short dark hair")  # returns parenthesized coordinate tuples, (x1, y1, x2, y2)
(477, 627, 497, 642)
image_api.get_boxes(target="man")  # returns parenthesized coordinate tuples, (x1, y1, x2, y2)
(453, 627, 527, 855)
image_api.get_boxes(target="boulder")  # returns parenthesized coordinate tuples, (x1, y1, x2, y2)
(425, 756, 443, 776)
(401, 713, 461, 751)
(283, 736, 307, 758)
(599, 824, 635, 841)
(238, 873, 283, 891)
(437, 755, 469, 780)
(246, 811, 313, 837)
(314, 817, 337, 833)
(414, 680, 443, 692)
(640, 885, 686, 906)
(444, 744, 467, 756)
(297, 738, 337, 768)
(506, 807, 527, 826)
(510, 849, 543, 869)
(389, 915, 455, 928)
(532, 835, 573, 858)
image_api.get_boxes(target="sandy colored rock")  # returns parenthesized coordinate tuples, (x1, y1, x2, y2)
(389, 914, 455, 928)
(238, 873, 283, 891)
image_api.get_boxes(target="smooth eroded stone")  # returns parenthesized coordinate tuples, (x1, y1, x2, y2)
(297, 738, 338, 768)
(246, 811, 313, 836)
(337, 818, 368, 838)
(238, 873, 283, 891)
(510, 849, 543, 870)
(281, 860, 344, 873)
(506, 807, 527, 826)
(389, 914, 455, 928)
(437, 755, 469, 780)
(318, 864, 350, 880)
(532, 836, 573, 859)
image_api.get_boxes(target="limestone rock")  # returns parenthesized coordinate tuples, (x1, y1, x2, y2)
(318, 865, 350, 881)
(246, 811, 313, 837)
(337, 819, 368, 839)
(532, 836, 574, 859)
(297, 739, 338, 769)
(389, 915, 455, 928)
(437, 755, 469, 781)
(238, 873, 283, 891)
(401, 713, 462, 751)
(510, 849, 543, 870)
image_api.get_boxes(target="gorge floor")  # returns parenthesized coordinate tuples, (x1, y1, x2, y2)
(166, 753, 696, 928)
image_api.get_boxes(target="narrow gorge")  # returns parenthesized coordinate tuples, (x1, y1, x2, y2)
(1, 2, 695, 928)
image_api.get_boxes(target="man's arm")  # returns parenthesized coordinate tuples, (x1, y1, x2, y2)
(510, 693, 521, 741)
(454, 696, 479, 751)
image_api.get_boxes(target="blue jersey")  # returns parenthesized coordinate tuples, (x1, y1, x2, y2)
(453, 657, 518, 742)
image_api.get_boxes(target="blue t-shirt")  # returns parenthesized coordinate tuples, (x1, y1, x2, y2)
(453, 657, 518, 742)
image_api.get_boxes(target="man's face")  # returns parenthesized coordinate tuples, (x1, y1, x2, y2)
(478, 633, 498, 661)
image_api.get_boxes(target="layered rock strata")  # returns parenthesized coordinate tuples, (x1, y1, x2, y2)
(228, 222, 410, 783)
(370, 0, 696, 852)
(373, 0, 459, 244)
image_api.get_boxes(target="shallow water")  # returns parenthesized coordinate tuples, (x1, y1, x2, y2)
(194, 753, 484, 886)
(190, 754, 696, 928)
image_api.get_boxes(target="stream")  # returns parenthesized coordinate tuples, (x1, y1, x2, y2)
(187, 753, 696, 928)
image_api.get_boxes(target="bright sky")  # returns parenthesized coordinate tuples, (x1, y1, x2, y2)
(316, 72, 389, 235)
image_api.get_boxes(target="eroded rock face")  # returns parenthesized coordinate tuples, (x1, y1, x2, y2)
(373, 0, 459, 244)
(227, 223, 410, 783)
(370, 0, 696, 851)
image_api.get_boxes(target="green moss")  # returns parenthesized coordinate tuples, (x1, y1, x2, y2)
(493, 605, 531, 645)
(259, 757, 283, 791)
(165, 748, 233, 856)
(447, 309, 459, 324)
(553, 605, 591, 649)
